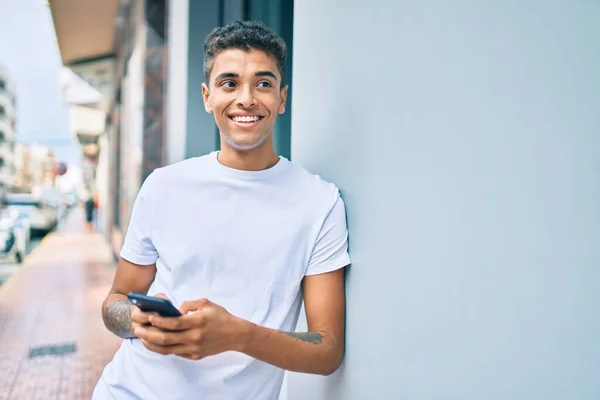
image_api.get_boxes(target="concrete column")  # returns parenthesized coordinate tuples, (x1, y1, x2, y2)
(165, 0, 189, 165)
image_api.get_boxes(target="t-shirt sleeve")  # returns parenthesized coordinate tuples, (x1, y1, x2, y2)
(120, 172, 158, 265)
(305, 190, 351, 276)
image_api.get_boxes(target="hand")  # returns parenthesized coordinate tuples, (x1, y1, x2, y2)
(133, 298, 247, 361)
(130, 293, 169, 338)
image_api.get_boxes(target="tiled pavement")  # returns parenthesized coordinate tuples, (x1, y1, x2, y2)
(0, 209, 122, 399)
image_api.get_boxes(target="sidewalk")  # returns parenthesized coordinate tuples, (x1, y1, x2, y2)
(0, 208, 122, 399)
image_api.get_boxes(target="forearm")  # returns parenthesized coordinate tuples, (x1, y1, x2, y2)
(237, 320, 344, 375)
(102, 293, 135, 339)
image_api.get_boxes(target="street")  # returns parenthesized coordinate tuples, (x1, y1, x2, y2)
(0, 237, 43, 287)
(0, 208, 121, 399)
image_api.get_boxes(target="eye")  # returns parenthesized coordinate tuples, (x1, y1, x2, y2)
(221, 80, 237, 88)
(257, 81, 273, 88)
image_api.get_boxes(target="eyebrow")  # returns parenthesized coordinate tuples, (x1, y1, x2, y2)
(214, 71, 278, 81)
(255, 71, 278, 80)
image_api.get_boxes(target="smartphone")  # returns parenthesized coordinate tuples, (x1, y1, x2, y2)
(127, 292, 182, 317)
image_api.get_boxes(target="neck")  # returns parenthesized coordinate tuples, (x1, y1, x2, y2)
(217, 140, 280, 171)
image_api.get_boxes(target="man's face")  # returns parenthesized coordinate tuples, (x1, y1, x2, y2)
(202, 49, 288, 151)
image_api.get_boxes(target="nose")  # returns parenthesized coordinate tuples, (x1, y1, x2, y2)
(236, 85, 257, 108)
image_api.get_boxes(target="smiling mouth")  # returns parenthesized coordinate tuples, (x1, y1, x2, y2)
(228, 115, 265, 123)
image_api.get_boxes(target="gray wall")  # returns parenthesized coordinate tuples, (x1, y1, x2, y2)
(289, 1, 600, 399)
(166, 0, 220, 164)
(186, 0, 220, 158)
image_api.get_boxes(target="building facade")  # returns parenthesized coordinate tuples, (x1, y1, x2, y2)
(0, 66, 17, 189)
(13, 143, 56, 193)
(50, 1, 600, 399)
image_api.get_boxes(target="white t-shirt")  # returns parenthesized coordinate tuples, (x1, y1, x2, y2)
(93, 152, 351, 400)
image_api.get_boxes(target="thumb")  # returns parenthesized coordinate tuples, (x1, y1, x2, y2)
(154, 293, 171, 301)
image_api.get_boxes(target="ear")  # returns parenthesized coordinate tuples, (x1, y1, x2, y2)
(202, 83, 213, 113)
(278, 85, 289, 114)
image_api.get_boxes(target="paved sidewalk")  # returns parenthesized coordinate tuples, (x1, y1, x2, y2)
(0, 209, 122, 399)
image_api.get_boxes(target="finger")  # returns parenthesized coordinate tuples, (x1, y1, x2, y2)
(154, 293, 170, 301)
(180, 298, 210, 314)
(131, 322, 145, 332)
(131, 311, 152, 324)
(132, 310, 159, 324)
(132, 317, 153, 331)
(149, 315, 188, 331)
(134, 326, 185, 346)
(140, 340, 190, 356)
(149, 312, 205, 331)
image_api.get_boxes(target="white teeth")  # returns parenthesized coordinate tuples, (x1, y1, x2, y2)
(232, 115, 260, 123)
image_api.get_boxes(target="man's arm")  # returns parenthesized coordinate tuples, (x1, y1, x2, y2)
(102, 257, 157, 338)
(138, 267, 347, 375)
(239, 267, 346, 375)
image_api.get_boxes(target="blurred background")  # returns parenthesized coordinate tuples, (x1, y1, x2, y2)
(0, 0, 599, 399)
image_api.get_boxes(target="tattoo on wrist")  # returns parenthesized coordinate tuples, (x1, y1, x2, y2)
(103, 299, 134, 339)
(285, 332, 324, 344)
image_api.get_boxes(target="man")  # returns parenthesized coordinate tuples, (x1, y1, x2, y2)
(83, 189, 97, 233)
(93, 21, 350, 400)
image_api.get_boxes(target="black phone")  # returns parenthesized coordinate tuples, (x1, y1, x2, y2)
(127, 292, 182, 317)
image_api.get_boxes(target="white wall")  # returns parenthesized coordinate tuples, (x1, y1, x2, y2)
(289, 1, 600, 399)
(69, 105, 105, 135)
(96, 134, 109, 233)
(165, 0, 189, 165)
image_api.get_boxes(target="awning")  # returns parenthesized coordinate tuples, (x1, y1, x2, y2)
(49, 0, 119, 65)
(48, 0, 119, 110)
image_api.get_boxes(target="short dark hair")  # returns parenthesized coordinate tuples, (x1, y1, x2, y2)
(204, 21, 287, 88)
